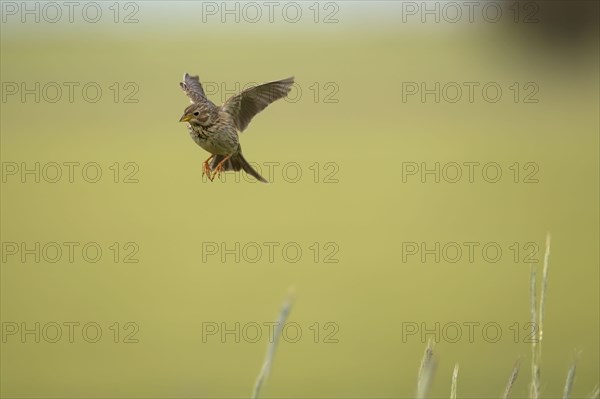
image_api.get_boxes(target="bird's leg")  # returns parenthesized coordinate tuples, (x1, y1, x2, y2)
(203, 154, 215, 180)
(211, 154, 233, 181)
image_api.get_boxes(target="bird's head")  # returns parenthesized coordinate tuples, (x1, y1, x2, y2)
(179, 103, 213, 126)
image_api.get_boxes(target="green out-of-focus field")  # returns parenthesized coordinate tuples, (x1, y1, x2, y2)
(1, 2, 598, 398)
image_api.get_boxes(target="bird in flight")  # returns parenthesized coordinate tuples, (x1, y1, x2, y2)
(179, 73, 294, 183)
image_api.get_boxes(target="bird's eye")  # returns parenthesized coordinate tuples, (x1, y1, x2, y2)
(193, 112, 199, 116)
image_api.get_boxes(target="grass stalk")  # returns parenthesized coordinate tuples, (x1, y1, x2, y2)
(417, 339, 436, 399)
(450, 363, 459, 399)
(530, 233, 551, 399)
(563, 359, 577, 399)
(530, 265, 540, 399)
(251, 289, 295, 399)
(503, 359, 521, 399)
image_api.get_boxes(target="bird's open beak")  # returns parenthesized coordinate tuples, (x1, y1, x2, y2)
(179, 114, 192, 122)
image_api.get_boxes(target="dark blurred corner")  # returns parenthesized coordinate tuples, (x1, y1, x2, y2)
(500, 1, 599, 64)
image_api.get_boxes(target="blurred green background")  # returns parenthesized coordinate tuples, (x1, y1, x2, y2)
(1, 1, 598, 398)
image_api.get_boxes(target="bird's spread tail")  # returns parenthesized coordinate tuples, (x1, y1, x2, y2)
(211, 152, 268, 183)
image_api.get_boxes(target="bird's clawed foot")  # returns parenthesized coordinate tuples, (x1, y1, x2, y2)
(210, 154, 232, 181)
(203, 155, 215, 181)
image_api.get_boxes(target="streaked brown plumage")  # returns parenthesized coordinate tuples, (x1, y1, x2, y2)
(179, 73, 294, 183)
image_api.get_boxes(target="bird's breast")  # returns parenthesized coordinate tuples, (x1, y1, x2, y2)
(188, 126, 211, 148)
(187, 125, 236, 155)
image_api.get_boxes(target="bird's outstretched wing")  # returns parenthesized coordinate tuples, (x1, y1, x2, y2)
(180, 73, 206, 104)
(222, 77, 294, 132)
